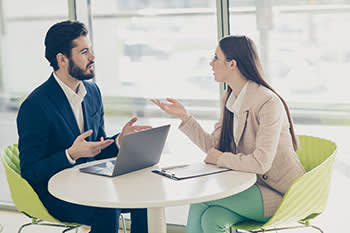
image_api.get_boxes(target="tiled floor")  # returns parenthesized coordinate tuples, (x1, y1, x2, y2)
(1, 113, 350, 232)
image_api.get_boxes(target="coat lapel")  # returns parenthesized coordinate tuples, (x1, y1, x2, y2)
(235, 110, 249, 145)
(235, 82, 259, 145)
(46, 74, 80, 137)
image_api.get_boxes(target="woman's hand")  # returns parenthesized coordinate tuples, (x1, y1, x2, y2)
(151, 98, 190, 122)
(204, 148, 223, 165)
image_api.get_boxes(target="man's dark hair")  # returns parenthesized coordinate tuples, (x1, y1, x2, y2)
(44, 20, 88, 71)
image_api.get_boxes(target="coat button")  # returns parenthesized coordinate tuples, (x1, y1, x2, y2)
(262, 175, 268, 180)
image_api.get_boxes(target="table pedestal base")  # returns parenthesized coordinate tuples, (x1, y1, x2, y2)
(147, 207, 166, 233)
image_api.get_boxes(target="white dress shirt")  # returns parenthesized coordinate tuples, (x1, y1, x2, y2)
(225, 80, 250, 145)
(53, 73, 121, 164)
(53, 73, 86, 133)
(53, 73, 86, 164)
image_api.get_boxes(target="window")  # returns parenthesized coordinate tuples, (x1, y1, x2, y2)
(229, 0, 350, 124)
(0, 0, 69, 206)
(0, 0, 68, 95)
(90, 0, 220, 118)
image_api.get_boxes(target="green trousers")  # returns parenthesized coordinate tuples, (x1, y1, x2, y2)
(186, 185, 270, 233)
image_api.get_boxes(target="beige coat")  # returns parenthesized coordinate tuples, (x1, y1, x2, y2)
(179, 81, 305, 217)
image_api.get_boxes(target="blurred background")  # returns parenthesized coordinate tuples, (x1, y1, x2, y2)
(0, 0, 350, 231)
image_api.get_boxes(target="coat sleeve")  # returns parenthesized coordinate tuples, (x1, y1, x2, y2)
(179, 116, 222, 153)
(17, 99, 72, 186)
(216, 96, 284, 174)
(178, 91, 227, 153)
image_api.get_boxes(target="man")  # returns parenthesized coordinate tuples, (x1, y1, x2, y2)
(17, 20, 150, 233)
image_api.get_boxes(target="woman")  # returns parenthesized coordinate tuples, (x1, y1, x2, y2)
(152, 35, 306, 233)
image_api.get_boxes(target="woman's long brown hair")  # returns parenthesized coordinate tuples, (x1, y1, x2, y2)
(217, 35, 298, 152)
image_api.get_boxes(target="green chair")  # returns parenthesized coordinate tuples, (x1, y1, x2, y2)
(1, 144, 128, 233)
(1, 144, 81, 233)
(0, 223, 3, 232)
(231, 135, 337, 233)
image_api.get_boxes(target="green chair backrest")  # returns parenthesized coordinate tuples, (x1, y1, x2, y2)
(2, 144, 20, 174)
(297, 135, 337, 172)
(232, 135, 337, 231)
(263, 135, 336, 227)
(1, 144, 75, 225)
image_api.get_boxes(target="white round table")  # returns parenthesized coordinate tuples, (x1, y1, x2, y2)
(48, 160, 256, 233)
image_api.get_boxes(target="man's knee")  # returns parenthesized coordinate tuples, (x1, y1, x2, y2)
(89, 208, 121, 233)
(128, 208, 148, 233)
(130, 208, 147, 217)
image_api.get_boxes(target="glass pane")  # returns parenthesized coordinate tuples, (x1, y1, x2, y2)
(0, 0, 68, 204)
(91, 0, 219, 118)
(229, 0, 350, 123)
(270, 1, 350, 104)
(229, 0, 258, 41)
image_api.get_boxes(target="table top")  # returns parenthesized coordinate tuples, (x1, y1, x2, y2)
(48, 158, 256, 209)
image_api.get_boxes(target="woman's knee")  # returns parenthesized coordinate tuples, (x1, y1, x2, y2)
(200, 206, 243, 233)
(188, 202, 210, 219)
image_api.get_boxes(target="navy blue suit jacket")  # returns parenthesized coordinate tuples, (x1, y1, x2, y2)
(17, 74, 119, 214)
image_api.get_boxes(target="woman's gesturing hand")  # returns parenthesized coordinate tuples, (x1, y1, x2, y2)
(151, 98, 190, 122)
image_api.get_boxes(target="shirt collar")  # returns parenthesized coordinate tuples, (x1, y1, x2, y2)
(53, 72, 87, 104)
(225, 80, 250, 114)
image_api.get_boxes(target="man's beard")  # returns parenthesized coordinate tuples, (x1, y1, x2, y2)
(68, 58, 95, 81)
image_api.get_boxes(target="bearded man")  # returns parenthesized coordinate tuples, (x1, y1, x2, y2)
(16, 20, 149, 233)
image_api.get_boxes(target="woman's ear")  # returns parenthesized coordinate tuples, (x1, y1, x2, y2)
(229, 59, 237, 70)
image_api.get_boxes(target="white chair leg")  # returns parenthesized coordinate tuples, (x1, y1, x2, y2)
(120, 214, 127, 233)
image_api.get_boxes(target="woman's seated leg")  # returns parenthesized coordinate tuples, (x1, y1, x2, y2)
(186, 185, 270, 233)
(201, 206, 245, 233)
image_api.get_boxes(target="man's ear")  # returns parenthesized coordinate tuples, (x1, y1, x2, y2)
(56, 53, 68, 68)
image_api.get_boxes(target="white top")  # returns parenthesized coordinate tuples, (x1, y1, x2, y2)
(48, 158, 257, 208)
(225, 81, 249, 145)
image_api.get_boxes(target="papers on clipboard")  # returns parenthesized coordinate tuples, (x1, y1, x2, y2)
(152, 162, 230, 180)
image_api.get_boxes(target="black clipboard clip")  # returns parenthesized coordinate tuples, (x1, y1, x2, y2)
(152, 169, 180, 180)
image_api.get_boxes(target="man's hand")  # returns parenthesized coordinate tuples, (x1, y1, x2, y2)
(204, 148, 223, 165)
(118, 117, 152, 145)
(67, 130, 114, 160)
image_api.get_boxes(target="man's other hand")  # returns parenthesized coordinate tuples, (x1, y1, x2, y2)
(67, 130, 114, 160)
(118, 117, 152, 145)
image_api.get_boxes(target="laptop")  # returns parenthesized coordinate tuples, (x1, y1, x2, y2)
(80, 124, 170, 177)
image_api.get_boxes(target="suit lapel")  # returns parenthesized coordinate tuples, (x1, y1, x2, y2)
(82, 81, 96, 142)
(82, 100, 93, 142)
(46, 74, 80, 137)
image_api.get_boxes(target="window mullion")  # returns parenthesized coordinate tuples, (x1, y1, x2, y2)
(67, 0, 95, 82)
(217, 0, 230, 109)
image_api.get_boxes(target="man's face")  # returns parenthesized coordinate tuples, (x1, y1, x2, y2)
(68, 36, 95, 81)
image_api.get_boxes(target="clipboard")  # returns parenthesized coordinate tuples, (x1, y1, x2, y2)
(152, 162, 230, 180)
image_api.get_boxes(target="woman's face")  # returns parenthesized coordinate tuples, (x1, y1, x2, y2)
(209, 46, 231, 83)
